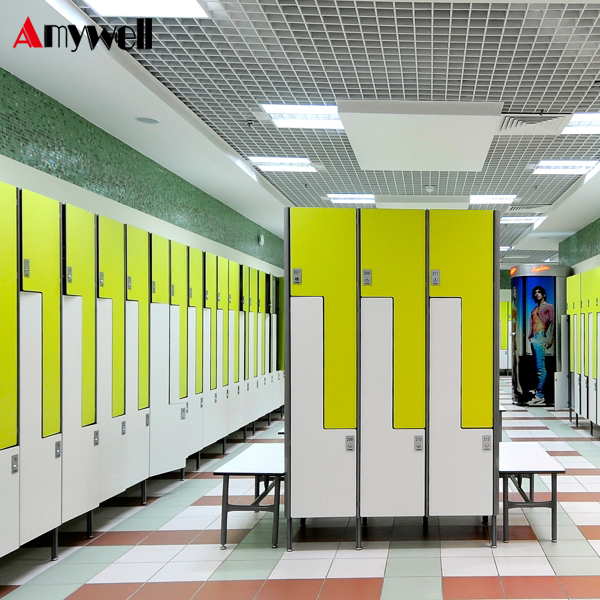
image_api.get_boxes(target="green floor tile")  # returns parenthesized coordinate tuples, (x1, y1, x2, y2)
(226, 544, 286, 561)
(388, 543, 441, 558)
(60, 546, 133, 564)
(526, 512, 573, 526)
(547, 555, 600, 575)
(541, 540, 597, 557)
(26, 561, 110, 585)
(109, 516, 172, 531)
(209, 558, 278, 580)
(149, 496, 196, 508)
(130, 504, 186, 518)
(381, 576, 442, 600)
(2, 583, 81, 600)
(385, 557, 441, 577)
(531, 525, 585, 541)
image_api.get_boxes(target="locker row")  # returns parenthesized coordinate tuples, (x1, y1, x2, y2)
(567, 268, 600, 425)
(0, 182, 284, 560)
(286, 208, 499, 541)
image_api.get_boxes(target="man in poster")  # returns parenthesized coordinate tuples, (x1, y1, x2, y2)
(528, 285, 554, 405)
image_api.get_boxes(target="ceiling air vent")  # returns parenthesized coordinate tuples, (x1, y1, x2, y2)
(497, 114, 571, 136)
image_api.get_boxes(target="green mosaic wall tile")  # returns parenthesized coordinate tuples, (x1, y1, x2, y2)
(500, 270, 511, 289)
(0, 68, 283, 267)
(559, 215, 600, 268)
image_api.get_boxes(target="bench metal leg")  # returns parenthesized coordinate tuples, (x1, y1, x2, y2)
(86, 510, 93, 539)
(287, 516, 293, 552)
(530, 474, 534, 501)
(356, 516, 362, 550)
(272, 475, 281, 548)
(552, 472, 558, 542)
(220, 474, 230, 549)
(503, 474, 509, 543)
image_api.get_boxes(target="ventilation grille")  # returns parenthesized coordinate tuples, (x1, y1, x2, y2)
(497, 114, 571, 136)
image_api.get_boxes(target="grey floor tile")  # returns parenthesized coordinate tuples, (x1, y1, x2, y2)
(380, 576, 442, 600)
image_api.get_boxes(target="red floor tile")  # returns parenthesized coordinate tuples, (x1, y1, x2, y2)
(192, 495, 225, 505)
(578, 526, 600, 540)
(256, 579, 323, 600)
(195, 472, 221, 479)
(66, 583, 142, 599)
(497, 526, 538, 541)
(129, 582, 203, 600)
(0, 587, 18, 599)
(558, 492, 595, 502)
(442, 577, 504, 599)
(501, 576, 566, 598)
(193, 580, 264, 600)
(547, 451, 580, 456)
(318, 578, 382, 600)
(191, 529, 249, 544)
(87, 531, 152, 545)
(566, 468, 600, 476)
(559, 576, 600, 598)
(140, 530, 200, 545)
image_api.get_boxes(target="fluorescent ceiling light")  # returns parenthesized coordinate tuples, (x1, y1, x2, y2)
(544, 257, 558, 263)
(85, 0, 209, 17)
(562, 113, 600, 135)
(261, 104, 344, 130)
(328, 194, 375, 204)
(533, 160, 598, 175)
(500, 246, 513, 251)
(584, 161, 600, 183)
(248, 156, 317, 173)
(470, 195, 516, 205)
(532, 216, 547, 230)
(508, 255, 530, 259)
(500, 216, 545, 225)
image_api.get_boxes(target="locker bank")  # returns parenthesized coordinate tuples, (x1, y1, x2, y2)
(4, 0, 600, 598)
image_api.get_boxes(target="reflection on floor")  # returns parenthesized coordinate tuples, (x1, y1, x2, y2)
(2, 379, 600, 599)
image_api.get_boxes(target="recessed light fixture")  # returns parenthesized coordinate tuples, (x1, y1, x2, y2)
(500, 246, 513, 251)
(327, 194, 375, 204)
(470, 195, 517, 205)
(85, 0, 209, 17)
(261, 104, 344, 130)
(248, 157, 317, 173)
(532, 216, 547, 230)
(500, 216, 545, 225)
(135, 117, 159, 124)
(544, 257, 558, 263)
(508, 255, 530, 259)
(562, 113, 600, 135)
(533, 160, 599, 175)
(584, 161, 600, 183)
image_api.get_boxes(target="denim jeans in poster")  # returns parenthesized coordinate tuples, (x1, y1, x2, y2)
(530, 331, 548, 398)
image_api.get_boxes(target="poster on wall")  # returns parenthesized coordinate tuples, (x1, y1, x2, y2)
(512, 276, 556, 406)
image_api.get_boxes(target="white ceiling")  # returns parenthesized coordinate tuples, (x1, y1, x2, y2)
(4, 0, 600, 260)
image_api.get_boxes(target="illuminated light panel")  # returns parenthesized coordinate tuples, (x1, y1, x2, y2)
(533, 160, 598, 175)
(500, 216, 544, 225)
(327, 194, 375, 204)
(562, 113, 600, 135)
(500, 246, 513, 251)
(584, 161, 600, 183)
(532, 216, 547, 230)
(85, 0, 209, 17)
(248, 156, 317, 173)
(470, 195, 516, 205)
(261, 104, 344, 129)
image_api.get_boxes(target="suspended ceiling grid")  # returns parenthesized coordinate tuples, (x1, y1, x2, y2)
(74, 0, 600, 262)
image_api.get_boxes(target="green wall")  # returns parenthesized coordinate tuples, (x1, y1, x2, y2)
(500, 270, 511, 289)
(0, 68, 283, 267)
(559, 216, 600, 268)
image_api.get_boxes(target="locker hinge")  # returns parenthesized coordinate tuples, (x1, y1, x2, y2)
(189, 287, 193, 299)
(171, 284, 175, 297)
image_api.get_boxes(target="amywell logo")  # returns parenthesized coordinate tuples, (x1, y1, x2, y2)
(14, 16, 153, 51)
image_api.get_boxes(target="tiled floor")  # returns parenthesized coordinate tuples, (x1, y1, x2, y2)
(3, 382, 600, 599)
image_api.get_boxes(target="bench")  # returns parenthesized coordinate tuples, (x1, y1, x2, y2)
(213, 444, 284, 549)
(499, 441, 565, 543)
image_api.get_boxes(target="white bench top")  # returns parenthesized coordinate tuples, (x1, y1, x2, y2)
(213, 444, 284, 476)
(500, 442, 565, 475)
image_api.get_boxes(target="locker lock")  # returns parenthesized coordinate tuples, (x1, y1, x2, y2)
(55, 441, 61, 458)
(345, 436, 355, 452)
(67, 266, 73, 283)
(121, 421, 126, 435)
(414, 435, 423, 451)
(482, 435, 492, 451)
(93, 430, 99, 446)
(214, 393, 218, 403)
(11, 455, 18, 474)
(180, 407, 186, 420)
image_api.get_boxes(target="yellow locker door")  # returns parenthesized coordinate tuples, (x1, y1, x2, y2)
(171, 242, 188, 399)
(189, 247, 204, 394)
(98, 216, 126, 418)
(567, 274, 580, 373)
(290, 208, 357, 429)
(0, 183, 18, 449)
(65, 204, 97, 426)
(229, 262, 241, 383)
(259, 271, 267, 376)
(242, 266, 250, 380)
(126, 226, 150, 410)
(21, 191, 61, 437)
(250, 268, 259, 378)
(429, 210, 495, 428)
(593, 267, 600, 381)
(151, 235, 170, 304)
(361, 209, 426, 429)
(218, 257, 229, 387)
(582, 271, 593, 378)
(205, 253, 217, 390)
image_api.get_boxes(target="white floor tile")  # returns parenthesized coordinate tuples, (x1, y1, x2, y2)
(88, 562, 165, 583)
(441, 557, 498, 577)
(206, 514, 264, 530)
(570, 513, 600, 526)
(495, 556, 555, 576)
(172, 544, 235, 561)
(440, 541, 492, 557)
(268, 558, 333, 579)
(589, 540, 600, 556)
(115, 545, 185, 563)
(335, 541, 389, 559)
(492, 541, 545, 557)
(149, 560, 221, 582)
(159, 516, 216, 530)
(561, 502, 600, 514)
(327, 558, 387, 578)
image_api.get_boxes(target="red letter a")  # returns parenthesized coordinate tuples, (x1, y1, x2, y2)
(13, 17, 43, 48)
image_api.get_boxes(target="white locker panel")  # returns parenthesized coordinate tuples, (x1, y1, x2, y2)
(0, 447, 19, 556)
(590, 313, 597, 424)
(124, 301, 150, 488)
(361, 298, 425, 517)
(271, 314, 278, 374)
(97, 298, 130, 500)
(573, 314, 580, 414)
(186, 307, 203, 457)
(19, 292, 62, 544)
(62, 296, 100, 523)
(581, 314, 587, 418)
(500, 351, 508, 370)
(228, 311, 245, 433)
(429, 298, 493, 517)
(290, 296, 356, 518)
(202, 309, 228, 446)
(149, 304, 185, 477)
(169, 305, 183, 405)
